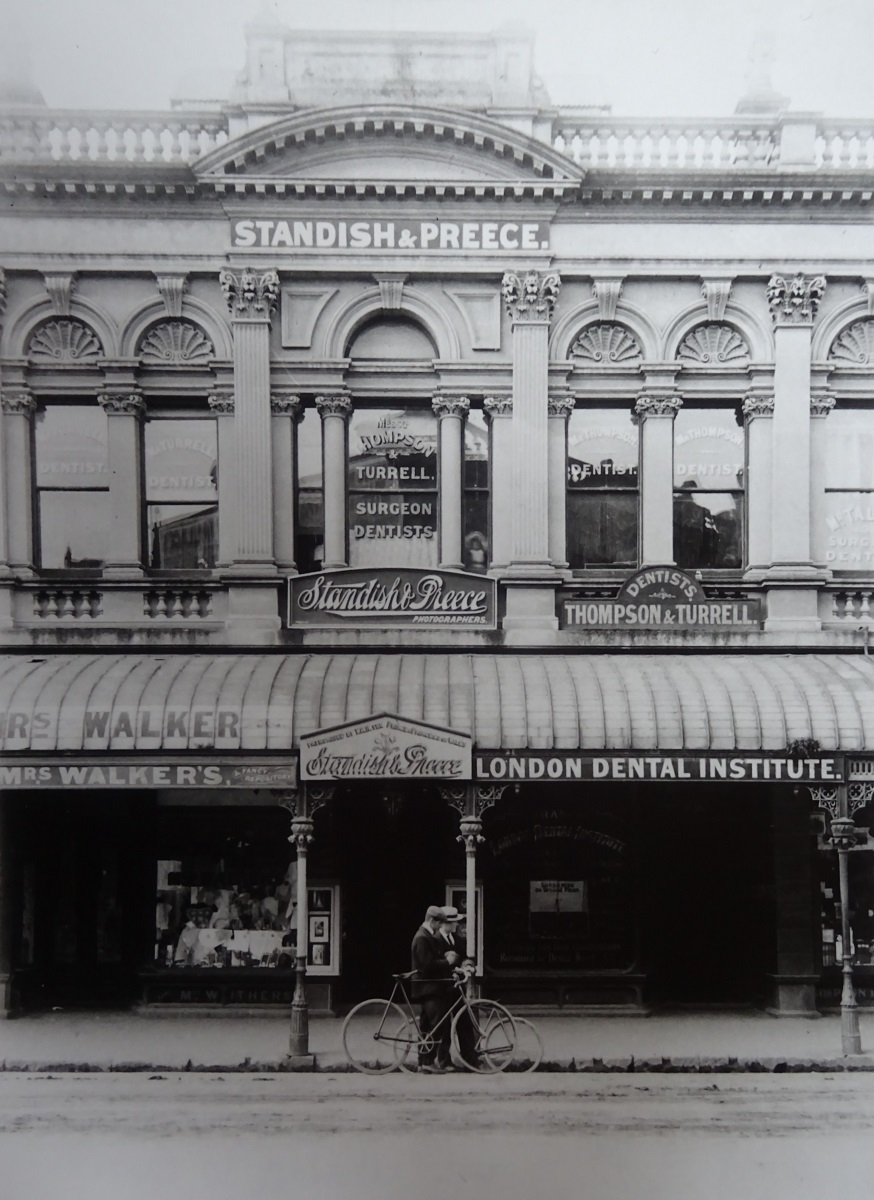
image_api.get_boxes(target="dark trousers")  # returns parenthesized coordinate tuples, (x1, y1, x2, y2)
(453, 1005, 479, 1068)
(418, 993, 453, 1065)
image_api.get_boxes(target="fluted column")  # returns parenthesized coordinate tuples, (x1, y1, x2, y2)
(272, 393, 302, 572)
(99, 391, 145, 576)
(208, 390, 236, 568)
(1, 390, 36, 575)
(316, 394, 352, 570)
(548, 394, 575, 569)
(635, 393, 682, 566)
(483, 397, 512, 574)
(220, 266, 279, 574)
(742, 393, 774, 577)
(432, 394, 469, 570)
(502, 270, 561, 575)
(810, 392, 836, 570)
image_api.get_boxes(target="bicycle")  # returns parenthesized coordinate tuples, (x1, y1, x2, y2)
(342, 970, 519, 1075)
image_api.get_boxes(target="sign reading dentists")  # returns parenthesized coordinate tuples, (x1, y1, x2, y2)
(231, 218, 550, 252)
(561, 566, 763, 630)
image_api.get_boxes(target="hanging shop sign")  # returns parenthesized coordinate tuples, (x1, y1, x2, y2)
(300, 713, 472, 781)
(475, 753, 844, 783)
(231, 217, 550, 253)
(289, 568, 497, 628)
(0, 758, 298, 789)
(560, 566, 763, 629)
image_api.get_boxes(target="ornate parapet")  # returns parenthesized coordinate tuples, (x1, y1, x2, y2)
(767, 273, 826, 326)
(219, 266, 280, 320)
(502, 270, 561, 323)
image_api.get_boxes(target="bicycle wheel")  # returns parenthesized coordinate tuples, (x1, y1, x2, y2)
(342, 999, 417, 1074)
(452, 1000, 516, 1073)
(512, 1017, 544, 1073)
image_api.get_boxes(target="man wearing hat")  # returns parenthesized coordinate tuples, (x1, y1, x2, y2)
(410, 905, 460, 1072)
(437, 907, 479, 1069)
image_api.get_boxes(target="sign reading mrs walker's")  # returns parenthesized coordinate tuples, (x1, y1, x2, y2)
(300, 714, 472, 781)
(561, 566, 762, 630)
(289, 568, 497, 628)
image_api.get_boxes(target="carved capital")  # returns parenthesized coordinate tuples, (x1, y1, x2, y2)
(701, 278, 733, 322)
(43, 272, 77, 316)
(315, 394, 352, 419)
(592, 278, 623, 322)
(742, 393, 775, 420)
(0, 388, 36, 416)
(767, 273, 826, 326)
(288, 815, 315, 849)
(271, 392, 303, 418)
(432, 395, 470, 419)
(483, 395, 513, 418)
(207, 390, 235, 415)
(634, 393, 682, 419)
(810, 392, 836, 418)
(155, 273, 189, 318)
(99, 391, 145, 417)
(219, 266, 280, 319)
(502, 270, 561, 324)
(830, 816, 858, 851)
(458, 814, 484, 852)
(548, 394, 576, 419)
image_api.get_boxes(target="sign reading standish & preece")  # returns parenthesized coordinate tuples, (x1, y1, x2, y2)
(300, 714, 472, 781)
(231, 217, 550, 253)
(561, 566, 762, 630)
(289, 568, 496, 628)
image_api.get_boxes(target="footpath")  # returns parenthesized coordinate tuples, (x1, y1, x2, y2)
(3, 1009, 874, 1073)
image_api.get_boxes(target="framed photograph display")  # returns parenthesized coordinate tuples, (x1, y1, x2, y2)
(306, 885, 340, 976)
(444, 881, 483, 975)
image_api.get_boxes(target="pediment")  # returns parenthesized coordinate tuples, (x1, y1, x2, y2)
(195, 105, 582, 187)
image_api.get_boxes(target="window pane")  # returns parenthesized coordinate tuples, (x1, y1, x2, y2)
(824, 410, 874, 490)
(148, 504, 217, 569)
(145, 420, 217, 504)
(297, 407, 322, 490)
(463, 493, 489, 573)
(464, 410, 489, 489)
(34, 404, 108, 490)
(674, 409, 744, 489)
(567, 494, 638, 568)
(39, 491, 110, 568)
(567, 409, 638, 489)
(674, 492, 742, 568)
(822, 493, 874, 569)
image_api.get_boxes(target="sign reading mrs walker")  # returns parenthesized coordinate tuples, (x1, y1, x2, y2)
(561, 566, 762, 630)
(300, 714, 472, 781)
(290, 568, 496, 628)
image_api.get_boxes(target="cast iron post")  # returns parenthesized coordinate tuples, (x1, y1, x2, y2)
(830, 815, 862, 1056)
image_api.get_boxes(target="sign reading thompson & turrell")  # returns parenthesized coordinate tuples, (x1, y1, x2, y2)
(289, 568, 497, 628)
(561, 566, 762, 629)
(231, 218, 550, 253)
(475, 753, 844, 782)
(300, 714, 472, 781)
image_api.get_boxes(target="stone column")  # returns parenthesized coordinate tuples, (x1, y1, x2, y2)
(634, 393, 682, 566)
(483, 397, 513, 574)
(98, 391, 145, 577)
(1, 390, 36, 576)
(765, 273, 827, 630)
(271, 392, 302, 572)
(548, 394, 575, 569)
(315, 394, 352, 570)
(432, 394, 469, 571)
(742, 393, 774, 578)
(810, 392, 836, 570)
(208, 390, 236, 568)
(219, 266, 279, 574)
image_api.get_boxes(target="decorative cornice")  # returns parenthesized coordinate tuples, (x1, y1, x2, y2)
(1, 389, 36, 415)
(271, 393, 302, 417)
(315, 393, 352, 419)
(701, 278, 733, 322)
(767, 273, 826, 326)
(432, 395, 470, 419)
(43, 272, 76, 317)
(548, 394, 576, 418)
(483, 395, 513, 418)
(810, 392, 836, 417)
(374, 274, 407, 311)
(98, 391, 145, 416)
(742, 393, 775, 420)
(219, 266, 280, 319)
(207, 391, 235, 414)
(140, 321, 214, 366)
(502, 271, 561, 324)
(155, 273, 189, 318)
(592, 278, 623, 322)
(634, 393, 682, 419)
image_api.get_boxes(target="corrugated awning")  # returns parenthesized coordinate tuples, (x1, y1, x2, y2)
(2, 652, 874, 754)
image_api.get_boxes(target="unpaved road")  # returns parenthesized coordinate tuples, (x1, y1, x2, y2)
(2, 1072, 874, 1200)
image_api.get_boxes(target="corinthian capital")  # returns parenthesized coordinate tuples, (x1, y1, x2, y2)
(208, 389, 235, 414)
(548, 394, 576, 418)
(0, 388, 36, 415)
(742, 393, 775, 420)
(483, 395, 513, 418)
(810, 392, 836, 418)
(634, 393, 682, 419)
(271, 392, 302, 418)
(502, 270, 561, 323)
(315, 394, 352, 419)
(219, 266, 280, 319)
(432, 395, 470, 419)
(99, 391, 145, 416)
(767, 273, 826, 326)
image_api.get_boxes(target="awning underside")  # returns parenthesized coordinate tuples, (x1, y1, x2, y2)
(1, 652, 874, 754)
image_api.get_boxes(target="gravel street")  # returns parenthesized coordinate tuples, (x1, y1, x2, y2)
(2, 1071, 874, 1200)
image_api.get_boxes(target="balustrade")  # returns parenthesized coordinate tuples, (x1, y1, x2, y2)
(552, 117, 779, 170)
(0, 109, 228, 164)
(33, 589, 102, 619)
(143, 589, 213, 619)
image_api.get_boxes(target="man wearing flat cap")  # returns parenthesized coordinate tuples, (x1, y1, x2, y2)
(410, 904, 459, 1072)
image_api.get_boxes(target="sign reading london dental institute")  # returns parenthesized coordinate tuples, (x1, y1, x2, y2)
(300, 714, 472, 782)
(290, 568, 497, 628)
(561, 567, 763, 630)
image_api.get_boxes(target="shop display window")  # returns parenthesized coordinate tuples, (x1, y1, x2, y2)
(34, 403, 110, 569)
(566, 408, 638, 569)
(145, 418, 218, 569)
(673, 408, 744, 569)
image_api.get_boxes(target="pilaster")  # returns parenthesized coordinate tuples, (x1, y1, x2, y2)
(315, 393, 352, 570)
(208, 389, 237, 568)
(98, 391, 145, 577)
(547, 393, 575, 569)
(0, 389, 36, 578)
(432, 394, 469, 570)
(809, 391, 836, 572)
(635, 377, 682, 567)
(483, 396, 513, 574)
(271, 392, 302, 572)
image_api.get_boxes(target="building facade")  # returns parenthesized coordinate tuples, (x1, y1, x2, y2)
(1, 19, 874, 1019)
